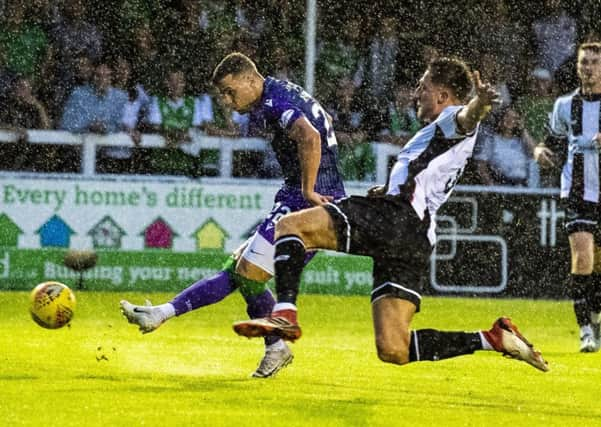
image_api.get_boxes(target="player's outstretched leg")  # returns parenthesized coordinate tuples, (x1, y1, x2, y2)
(120, 299, 171, 334)
(120, 269, 235, 334)
(482, 317, 549, 372)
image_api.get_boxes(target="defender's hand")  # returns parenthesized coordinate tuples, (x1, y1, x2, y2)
(303, 190, 333, 206)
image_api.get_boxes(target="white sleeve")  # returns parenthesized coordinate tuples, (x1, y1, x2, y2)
(435, 106, 467, 139)
(549, 98, 568, 137)
(386, 158, 409, 195)
(192, 95, 214, 126)
(147, 97, 162, 125)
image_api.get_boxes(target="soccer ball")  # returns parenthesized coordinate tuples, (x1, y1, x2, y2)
(29, 281, 76, 329)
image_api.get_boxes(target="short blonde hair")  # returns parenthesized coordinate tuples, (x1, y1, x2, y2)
(428, 57, 473, 102)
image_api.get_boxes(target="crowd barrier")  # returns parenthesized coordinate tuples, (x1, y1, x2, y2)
(0, 130, 399, 183)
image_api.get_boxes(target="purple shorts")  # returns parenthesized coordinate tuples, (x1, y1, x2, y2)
(239, 186, 342, 275)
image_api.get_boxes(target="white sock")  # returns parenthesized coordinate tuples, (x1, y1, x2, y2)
(479, 331, 494, 351)
(580, 324, 593, 337)
(266, 340, 286, 352)
(273, 302, 297, 312)
(157, 303, 176, 320)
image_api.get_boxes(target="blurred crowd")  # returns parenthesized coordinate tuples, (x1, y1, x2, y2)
(0, 0, 600, 185)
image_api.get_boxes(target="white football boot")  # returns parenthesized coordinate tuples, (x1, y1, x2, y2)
(252, 342, 293, 378)
(579, 324, 597, 353)
(120, 300, 166, 334)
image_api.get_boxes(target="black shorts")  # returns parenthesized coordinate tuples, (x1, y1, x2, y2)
(563, 199, 599, 235)
(324, 195, 433, 311)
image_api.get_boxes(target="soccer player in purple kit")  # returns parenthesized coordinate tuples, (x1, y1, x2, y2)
(120, 52, 346, 377)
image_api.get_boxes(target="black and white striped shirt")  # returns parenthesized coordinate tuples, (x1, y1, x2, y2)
(387, 105, 479, 244)
(549, 89, 601, 203)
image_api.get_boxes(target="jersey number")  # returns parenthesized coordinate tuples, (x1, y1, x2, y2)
(269, 202, 292, 225)
(444, 167, 464, 194)
(300, 90, 337, 147)
(312, 104, 337, 147)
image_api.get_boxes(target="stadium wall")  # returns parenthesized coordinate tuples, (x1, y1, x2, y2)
(0, 176, 571, 299)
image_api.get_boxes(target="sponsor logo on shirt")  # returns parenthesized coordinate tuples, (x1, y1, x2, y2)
(279, 109, 295, 128)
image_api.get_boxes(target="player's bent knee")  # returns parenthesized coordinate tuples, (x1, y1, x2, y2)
(376, 344, 410, 365)
(572, 253, 594, 274)
(372, 297, 414, 365)
(375, 338, 410, 365)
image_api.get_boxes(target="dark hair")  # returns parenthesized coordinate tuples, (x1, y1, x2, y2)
(211, 52, 257, 86)
(427, 57, 473, 102)
(579, 42, 601, 55)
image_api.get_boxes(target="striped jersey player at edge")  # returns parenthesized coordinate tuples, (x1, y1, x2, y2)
(534, 42, 601, 353)
(233, 57, 549, 373)
(120, 52, 346, 378)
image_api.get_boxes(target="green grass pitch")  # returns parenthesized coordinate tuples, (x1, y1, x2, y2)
(2, 291, 600, 427)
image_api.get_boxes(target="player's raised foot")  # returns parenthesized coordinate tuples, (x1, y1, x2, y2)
(252, 342, 294, 378)
(483, 317, 549, 372)
(233, 309, 301, 342)
(120, 300, 165, 334)
(579, 325, 598, 353)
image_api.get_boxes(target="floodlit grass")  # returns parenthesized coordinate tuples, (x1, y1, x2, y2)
(1, 291, 600, 426)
